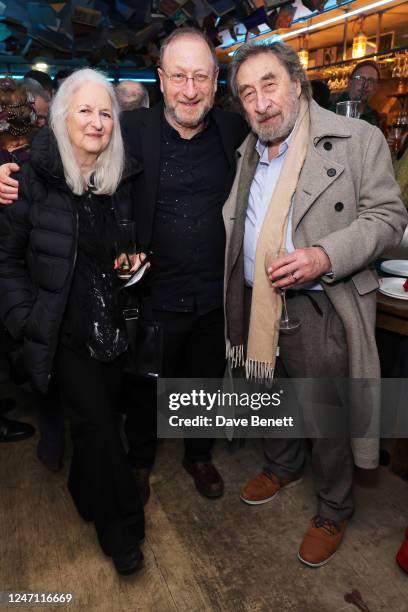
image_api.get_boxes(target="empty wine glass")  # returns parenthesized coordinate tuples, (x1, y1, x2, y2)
(336, 100, 361, 118)
(264, 248, 301, 333)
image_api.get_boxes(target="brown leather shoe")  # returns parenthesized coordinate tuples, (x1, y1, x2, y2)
(298, 515, 348, 567)
(182, 459, 224, 498)
(240, 471, 302, 505)
(133, 468, 151, 506)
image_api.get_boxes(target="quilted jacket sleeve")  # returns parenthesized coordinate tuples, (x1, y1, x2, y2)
(0, 167, 35, 340)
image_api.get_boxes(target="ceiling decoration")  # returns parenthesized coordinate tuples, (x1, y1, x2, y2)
(0, 0, 334, 70)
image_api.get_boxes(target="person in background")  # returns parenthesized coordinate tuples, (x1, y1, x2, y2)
(116, 80, 149, 111)
(0, 68, 145, 575)
(23, 78, 51, 128)
(0, 77, 64, 467)
(310, 79, 331, 110)
(394, 131, 408, 208)
(0, 396, 35, 442)
(24, 69, 55, 98)
(0, 77, 37, 443)
(0, 78, 36, 165)
(335, 60, 380, 126)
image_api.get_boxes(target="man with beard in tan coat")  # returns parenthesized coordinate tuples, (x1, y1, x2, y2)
(223, 41, 407, 567)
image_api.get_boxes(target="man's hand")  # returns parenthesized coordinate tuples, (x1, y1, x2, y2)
(266, 247, 331, 289)
(0, 163, 20, 205)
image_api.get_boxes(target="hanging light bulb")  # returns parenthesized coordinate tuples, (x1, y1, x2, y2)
(298, 35, 309, 70)
(352, 31, 367, 59)
(298, 48, 309, 69)
(352, 17, 367, 60)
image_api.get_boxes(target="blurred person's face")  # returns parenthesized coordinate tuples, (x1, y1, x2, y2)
(236, 52, 301, 145)
(348, 65, 379, 103)
(116, 81, 146, 110)
(158, 35, 218, 134)
(66, 82, 113, 161)
(35, 96, 50, 128)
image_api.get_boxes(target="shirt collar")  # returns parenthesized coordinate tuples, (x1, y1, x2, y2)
(255, 120, 297, 164)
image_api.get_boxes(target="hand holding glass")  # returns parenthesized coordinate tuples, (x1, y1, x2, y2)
(264, 248, 301, 332)
(114, 220, 137, 279)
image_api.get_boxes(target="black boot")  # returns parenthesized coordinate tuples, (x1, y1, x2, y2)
(0, 410, 35, 442)
(112, 546, 144, 575)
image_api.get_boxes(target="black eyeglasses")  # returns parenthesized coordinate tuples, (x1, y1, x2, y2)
(351, 75, 378, 87)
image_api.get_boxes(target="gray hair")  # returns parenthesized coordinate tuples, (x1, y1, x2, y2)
(159, 27, 219, 70)
(49, 68, 124, 196)
(23, 77, 51, 102)
(116, 80, 149, 110)
(229, 42, 311, 101)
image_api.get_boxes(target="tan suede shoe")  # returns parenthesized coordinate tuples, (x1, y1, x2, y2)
(298, 516, 348, 567)
(240, 471, 302, 505)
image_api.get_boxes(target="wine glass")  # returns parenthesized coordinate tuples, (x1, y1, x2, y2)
(336, 100, 361, 119)
(264, 248, 301, 333)
(114, 220, 137, 279)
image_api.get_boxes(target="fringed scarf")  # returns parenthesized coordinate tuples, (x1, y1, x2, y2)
(226, 95, 310, 382)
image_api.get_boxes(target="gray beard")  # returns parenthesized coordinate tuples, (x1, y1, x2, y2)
(250, 91, 300, 145)
(166, 103, 212, 130)
(258, 124, 293, 146)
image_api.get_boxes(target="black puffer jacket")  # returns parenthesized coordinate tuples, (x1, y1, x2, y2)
(0, 127, 140, 393)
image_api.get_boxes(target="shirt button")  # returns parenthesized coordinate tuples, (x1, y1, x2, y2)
(323, 141, 332, 151)
(334, 202, 344, 211)
(327, 168, 336, 177)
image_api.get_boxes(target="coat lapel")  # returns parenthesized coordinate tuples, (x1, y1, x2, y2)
(293, 101, 351, 231)
(293, 144, 345, 231)
(140, 103, 162, 243)
(224, 133, 258, 281)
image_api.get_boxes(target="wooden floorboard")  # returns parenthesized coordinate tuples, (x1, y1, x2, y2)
(1, 424, 408, 611)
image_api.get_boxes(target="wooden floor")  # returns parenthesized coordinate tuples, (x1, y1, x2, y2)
(1, 408, 408, 612)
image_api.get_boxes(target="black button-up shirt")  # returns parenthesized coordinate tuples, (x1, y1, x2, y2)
(149, 113, 229, 313)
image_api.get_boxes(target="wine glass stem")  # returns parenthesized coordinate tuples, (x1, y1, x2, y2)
(281, 290, 290, 323)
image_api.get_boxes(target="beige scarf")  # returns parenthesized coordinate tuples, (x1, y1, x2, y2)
(244, 96, 310, 380)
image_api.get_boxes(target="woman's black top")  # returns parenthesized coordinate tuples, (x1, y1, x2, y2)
(60, 189, 128, 362)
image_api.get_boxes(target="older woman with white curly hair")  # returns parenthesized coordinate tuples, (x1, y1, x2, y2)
(0, 68, 145, 575)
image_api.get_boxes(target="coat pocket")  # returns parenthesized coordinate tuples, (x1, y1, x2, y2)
(352, 269, 379, 295)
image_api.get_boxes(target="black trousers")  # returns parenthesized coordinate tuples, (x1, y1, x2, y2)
(55, 345, 144, 557)
(126, 307, 226, 468)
